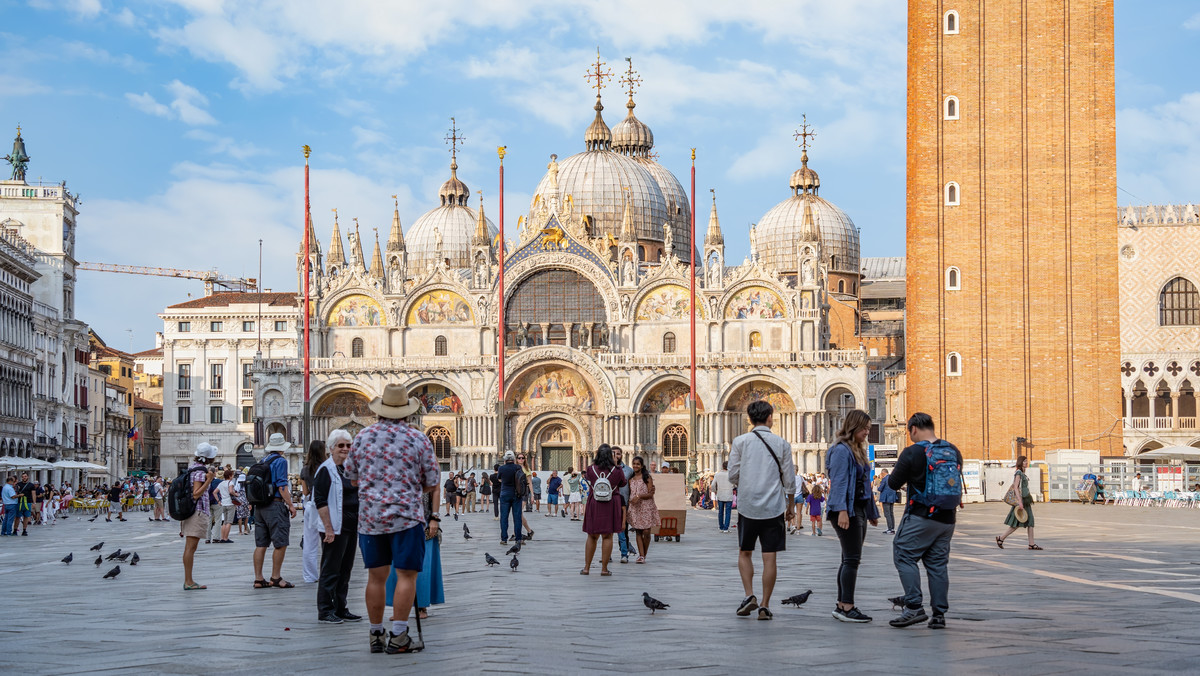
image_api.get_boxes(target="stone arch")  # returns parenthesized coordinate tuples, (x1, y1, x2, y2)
(518, 411, 591, 471)
(1135, 440, 1163, 455)
(324, 290, 388, 328)
(499, 254, 620, 325)
(720, 280, 792, 320)
(635, 375, 707, 414)
(630, 281, 707, 321)
(719, 373, 797, 412)
(818, 380, 867, 411)
(505, 361, 601, 414)
(488, 346, 616, 412)
(404, 377, 472, 416)
(266, 421, 288, 440)
(399, 283, 478, 328)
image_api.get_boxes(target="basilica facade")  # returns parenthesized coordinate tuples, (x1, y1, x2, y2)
(254, 80, 869, 475)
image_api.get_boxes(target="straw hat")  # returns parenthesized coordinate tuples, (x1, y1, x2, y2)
(369, 383, 421, 419)
(1013, 505, 1029, 523)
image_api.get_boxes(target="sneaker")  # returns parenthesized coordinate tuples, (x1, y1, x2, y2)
(885, 529, 896, 534)
(736, 595, 759, 617)
(928, 614, 946, 629)
(318, 612, 344, 624)
(758, 607, 773, 621)
(817, 529, 824, 536)
(337, 611, 363, 622)
(889, 607, 929, 627)
(369, 629, 386, 653)
(386, 628, 424, 654)
(620, 556, 629, 564)
(832, 606, 873, 623)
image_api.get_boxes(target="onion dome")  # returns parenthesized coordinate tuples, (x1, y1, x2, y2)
(438, 159, 470, 206)
(408, 163, 497, 271)
(584, 97, 612, 151)
(612, 97, 654, 157)
(756, 152, 858, 276)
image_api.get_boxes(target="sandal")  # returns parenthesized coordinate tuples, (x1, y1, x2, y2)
(579, 569, 590, 575)
(253, 579, 270, 589)
(600, 570, 612, 576)
(270, 577, 295, 588)
(636, 556, 645, 564)
(184, 582, 207, 590)
(995, 536, 1004, 549)
(1028, 544, 1043, 550)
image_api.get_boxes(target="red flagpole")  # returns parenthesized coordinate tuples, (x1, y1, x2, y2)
(302, 146, 312, 452)
(497, 146, 507, 458)
(689, 148, 697, 482)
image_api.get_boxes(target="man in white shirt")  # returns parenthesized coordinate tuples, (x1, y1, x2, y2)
(728, 400, 796, 621)
(711, 462, 735, 533)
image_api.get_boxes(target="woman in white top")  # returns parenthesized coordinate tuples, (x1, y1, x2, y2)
(216, 470, 237, 543)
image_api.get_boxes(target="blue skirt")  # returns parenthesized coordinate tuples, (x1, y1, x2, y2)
(386, 536, 444, 609)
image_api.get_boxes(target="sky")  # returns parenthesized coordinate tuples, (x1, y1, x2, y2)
(1, 0, 1197, 351)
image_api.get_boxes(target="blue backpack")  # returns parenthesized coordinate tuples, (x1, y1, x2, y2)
(911, 440, 963, 515)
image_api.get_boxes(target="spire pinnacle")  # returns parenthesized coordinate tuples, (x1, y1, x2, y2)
(329, 208, 346, 265)
(370, 227, 385, 278)
(800, 195, 820, 241)
(620, 186, 636, 242)
(387, 194, 405, 252)
(473, 190, 491, 246)
(705, 188, 724, 247)
(350, 217, 365, 270)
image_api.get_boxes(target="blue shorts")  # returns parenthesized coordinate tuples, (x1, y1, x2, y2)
(547, 494, 559, 505)
(17, 505, 32, 518)
(359, 524, 425, 572)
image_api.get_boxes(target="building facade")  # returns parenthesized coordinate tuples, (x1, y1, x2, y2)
(0, 227, 39, 456)
(159, 292, 299, 475)
(0, 127, 90, 464)
(103, 382, 130, 478)
(132, 396, 162, 473)
(1117, 204, 1200, 456)
(859, 256, 906, 442)
(905, 1, 1121, 460)
(255, 75, 869, 475)
(133, 346, 164, 404)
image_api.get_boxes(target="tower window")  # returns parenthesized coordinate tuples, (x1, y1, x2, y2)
(434, 335, 448, 356)
(944, 96, 959, 120)
(1159, 277, 1200, 326)
(947, 352, 962, 377)
(838, 280, 846, 293)
(351, 337, 364, 358)
(944, 10, 959, 34)
(945, 182, 960, 206)
(946, 266, 961, 291)
(662, 332, 676, 354)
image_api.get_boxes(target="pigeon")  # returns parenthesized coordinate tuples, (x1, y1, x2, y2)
(115, 552, 131, 562)
(509, 555, 519, 572)
(105, 549, 123, 561)
(643, 592, 669, 614)
(888, 595, 905, 610)
(463, 524, 472, 540)
(61, 553, 73, 565)
(103, 565, 121, 579)
(88, 515, 98, 522)
(94, 555, 103, 567)
(505, 542, 521, 556)
(781, 590, 813, 607)
(90, 542, 104, 551)
(484, 553, 499, 567)
(130, 553, 140, 566)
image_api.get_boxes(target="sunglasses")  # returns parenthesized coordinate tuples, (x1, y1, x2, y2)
(335, 443, 351, 448)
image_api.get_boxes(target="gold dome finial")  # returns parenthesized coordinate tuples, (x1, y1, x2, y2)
(791, 115, 821, 195)
(585, 47, 613, 96)
(793, 114, 816, 164)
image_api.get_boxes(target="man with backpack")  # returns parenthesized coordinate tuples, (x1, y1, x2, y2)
(177, 443, 218, 590)
(496, 451, 524, 545)
(885, 412, 964, 630)
(248, 433, 298, 588)
(728, 400, 796, 621)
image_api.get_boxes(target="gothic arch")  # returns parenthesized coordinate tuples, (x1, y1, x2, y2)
(403, 377, 473, 416)
(487, 345, 616, 412)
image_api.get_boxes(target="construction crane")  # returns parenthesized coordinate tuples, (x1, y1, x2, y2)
(78, 262, 258, 294)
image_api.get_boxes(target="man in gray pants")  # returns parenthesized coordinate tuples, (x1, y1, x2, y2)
(884, 412, 963, 630)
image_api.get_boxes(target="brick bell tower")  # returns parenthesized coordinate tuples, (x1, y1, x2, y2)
(905, 0, 1121, 460)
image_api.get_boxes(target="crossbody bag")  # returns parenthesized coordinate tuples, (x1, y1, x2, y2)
(751, 430, 787, 491)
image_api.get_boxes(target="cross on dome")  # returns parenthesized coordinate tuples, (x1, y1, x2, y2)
(621, 57, 642, 101)
(585, 48, 613, 95)
(793, 114, 816, 154)
(445, 117, 465, 163)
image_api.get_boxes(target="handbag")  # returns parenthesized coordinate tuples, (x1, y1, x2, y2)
(1003, 472, 1022, 507)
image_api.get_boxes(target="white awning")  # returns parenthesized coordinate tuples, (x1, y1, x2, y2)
(1137, 446, 1200, 460)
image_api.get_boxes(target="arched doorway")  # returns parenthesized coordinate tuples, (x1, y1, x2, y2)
(313, 389, 373, 445)
(535, 422, 575, 472)
(235, 441, 256, 468)
(662, 424, 688, 473)
(427, 426, 452, 472)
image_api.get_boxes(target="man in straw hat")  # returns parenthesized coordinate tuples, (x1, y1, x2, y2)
(344, 383, 439, 655)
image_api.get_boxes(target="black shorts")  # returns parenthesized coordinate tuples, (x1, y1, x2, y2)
(738, 514, 787, 553)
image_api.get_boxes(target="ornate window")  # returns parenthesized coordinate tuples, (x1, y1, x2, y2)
(434, 335, 448, 356)
(945, 182, 960, 206)
(662, 424, 688, 459)
(506, 268, 607, 346)
(351, 337, 364, 358)
(947, 352, 962, 377)
(944, 96, 959, 120)
(1159, 277, 1199, 326)
(662, 332, 676, 354)
(427, 426, 452, 470)
(749, 331, 763, 351)
(946, 266, 961, 291)
(944, 10, 959, 34)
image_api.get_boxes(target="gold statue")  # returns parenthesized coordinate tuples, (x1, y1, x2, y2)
(540, 226, 568, 250)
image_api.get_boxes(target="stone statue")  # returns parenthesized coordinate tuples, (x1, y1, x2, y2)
(802, 257, 815, 285)
(433, 226, 443, 253)
(598, 324, 610, 345)
(708, 262, 721, 287)
(547, 154, 559, 190)
(4, 128, 30, 182)
(622, 259, 635, 286)
(515, 323, 527, 348)
(749, 225, 758, 262)
(663, 222, 673, 256)
(388, 258, 404, 290)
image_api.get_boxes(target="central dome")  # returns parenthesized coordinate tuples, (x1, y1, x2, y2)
(407, 163, 497, 272)
(755, 154, 859, 275)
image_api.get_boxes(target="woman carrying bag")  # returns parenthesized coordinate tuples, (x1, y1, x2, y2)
(996, 456, 1041, 550)
(876, 469, 900, 535)
(826, 410, 880, 623)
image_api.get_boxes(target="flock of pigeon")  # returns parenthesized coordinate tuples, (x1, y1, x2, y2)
(465, 518, 816, 616)
(60, 541, 139, 580)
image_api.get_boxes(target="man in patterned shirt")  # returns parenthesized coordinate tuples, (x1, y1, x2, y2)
(344, 383, 439, 655)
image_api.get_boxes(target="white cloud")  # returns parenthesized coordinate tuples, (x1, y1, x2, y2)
(28, 0, 102, 18)
(351, 126, 389, 149)
(0, 74, 52, 97)
(1117, 91, 1200, 204)
(124, 80, 217, 125)
(182, 129, 268, 160)
(1185, 12, 1200, 30)
(61, 41, 143, 70)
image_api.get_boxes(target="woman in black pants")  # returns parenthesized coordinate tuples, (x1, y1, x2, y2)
(825, 410, 879, 623)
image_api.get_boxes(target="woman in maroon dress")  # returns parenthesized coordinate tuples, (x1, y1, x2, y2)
(581, 444, 627, 576)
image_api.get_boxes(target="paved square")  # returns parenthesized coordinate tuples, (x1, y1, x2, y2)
(2, 502, 1199, 675)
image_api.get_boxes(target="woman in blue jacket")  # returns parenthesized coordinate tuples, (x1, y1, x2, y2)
(826, 409, 880, 623)
(876, 469, 900, 534)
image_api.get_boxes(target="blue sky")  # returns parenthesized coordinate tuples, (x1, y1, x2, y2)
(1, 0, 1197, 349)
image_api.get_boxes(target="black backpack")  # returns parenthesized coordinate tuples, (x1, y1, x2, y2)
(515, 469, 528, 498)
(167, 469, 197, 521)
(245, 453, 279, 508)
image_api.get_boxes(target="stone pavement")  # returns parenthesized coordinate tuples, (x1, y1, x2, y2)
(1, 502, 1199, 675)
